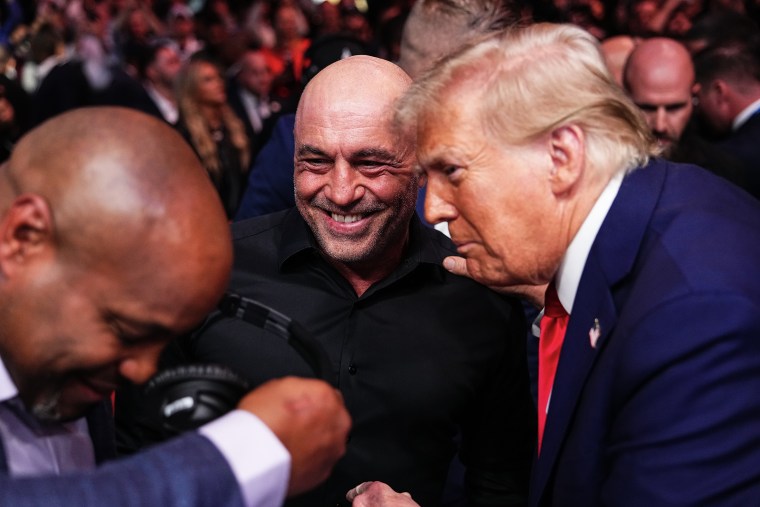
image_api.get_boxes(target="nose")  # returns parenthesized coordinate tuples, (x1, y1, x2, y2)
(119, 343, 164, 385)
(424, 173, 458, 225)
(324, 161, 365, 206)
(654, 106, 667, 133)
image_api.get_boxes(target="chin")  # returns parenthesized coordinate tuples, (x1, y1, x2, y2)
(32, 392, 94, 423)
(30, 396, 64, 422)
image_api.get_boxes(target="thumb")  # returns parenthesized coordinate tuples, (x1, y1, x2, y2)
(443, 255, 471, 278)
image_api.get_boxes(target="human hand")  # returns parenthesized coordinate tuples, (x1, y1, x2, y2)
(237, 377, 351, 496)
(346, 482, 419, 506)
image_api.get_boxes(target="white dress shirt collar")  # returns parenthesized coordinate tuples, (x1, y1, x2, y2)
(144, 83, 179, 125)
(554, 170, 624, 314)
(732, 96, 760, 131)
(0, 355, 19, 403)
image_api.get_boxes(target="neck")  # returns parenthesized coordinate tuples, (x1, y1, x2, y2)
(201, 105, 223, 128)
(325, 235, 409, 297)
(148, 81, 176, 103)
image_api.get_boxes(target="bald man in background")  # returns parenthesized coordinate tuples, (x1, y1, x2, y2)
(623, 37, 696, 157)
(0, 107, 350, 506)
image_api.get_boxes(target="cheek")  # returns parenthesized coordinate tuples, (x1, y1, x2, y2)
(294, 172, 324, 201)
(367, 176, 416, 205)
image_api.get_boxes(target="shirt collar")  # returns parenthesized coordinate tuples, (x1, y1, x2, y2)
(732, 96, 760, 131)
(0, 355, 19, 402)
(554, 170, 624, 314)
(144, 83, 179, 124)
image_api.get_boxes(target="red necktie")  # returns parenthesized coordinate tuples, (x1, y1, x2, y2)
(537, 282, 569, 453)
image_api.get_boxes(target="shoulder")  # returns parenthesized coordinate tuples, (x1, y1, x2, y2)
(232, 209, 291, 242)
(614, 160, 760, 316)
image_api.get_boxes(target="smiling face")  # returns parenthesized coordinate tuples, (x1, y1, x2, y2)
(293, 97, 418, 267)
(0, 107, 232, 423)
(417, 91, 565, 289)
(294, 57, 418, 273)
(2, 239, 219, 422)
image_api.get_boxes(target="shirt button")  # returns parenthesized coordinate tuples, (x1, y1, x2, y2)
(348, 363, 357, 375)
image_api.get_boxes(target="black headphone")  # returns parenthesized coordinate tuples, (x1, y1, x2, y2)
(143, 293, 332, 435)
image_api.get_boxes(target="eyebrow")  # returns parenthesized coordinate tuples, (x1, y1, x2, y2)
(635, 101, 689, 110)
(350, 148, 402, 165)
(296, 145, 404, 166)
(110, 313, 175, 341)
(296, 145, 327, 158)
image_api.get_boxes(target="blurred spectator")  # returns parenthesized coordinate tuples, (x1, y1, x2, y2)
(623, 37, 695, 157)
(397, 0, 518, 80)
(176, 55, 249, 218)
(227, 47, 283, 161)
(681, 9, 759, 54)
(624, 36, 747, 190)
(0, 45, 16, 79)
(243, 0, 276, 49)
(29, 17, 137, 127)
(341, 6, 373, 45)
(694, 37, 760, 198)
(0, 75, 29, 161)
(0, 0, 24, 47)
(313, 0, 342, 38)
(645, 0, 706, 36)
(20, 22, 65, 93)
(261, 3, 310, 101)
(600, 35, 637, 87)
(118, 37, 182, 124)
(113, 4, 164, 74)
(166, 3, 203, 60)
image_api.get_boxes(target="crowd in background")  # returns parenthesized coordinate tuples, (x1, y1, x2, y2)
(1, 0, 759, 215)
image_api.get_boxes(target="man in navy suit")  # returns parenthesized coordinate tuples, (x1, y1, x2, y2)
(694, 36, 760, 199)
(0, 107, 350, 505)
(349, 23, 760, 507)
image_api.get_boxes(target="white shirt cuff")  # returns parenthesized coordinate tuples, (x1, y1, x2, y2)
(199, 410, 291, 507)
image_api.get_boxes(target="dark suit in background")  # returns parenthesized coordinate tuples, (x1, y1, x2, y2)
(717, 112, 760, 199)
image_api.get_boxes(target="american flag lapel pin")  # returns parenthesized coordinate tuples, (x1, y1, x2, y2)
(589, 318, 601, 349)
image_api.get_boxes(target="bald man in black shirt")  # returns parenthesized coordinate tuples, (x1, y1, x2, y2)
(150, 56, 535, 507)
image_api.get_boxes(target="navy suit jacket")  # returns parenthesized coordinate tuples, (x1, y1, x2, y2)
(530, 159, 760, 506)
(0, 403, 243, 506)
(718, 113, 760, 200)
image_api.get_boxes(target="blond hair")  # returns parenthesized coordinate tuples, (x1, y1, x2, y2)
(175, 59, 249, 178)
(398, 23, 658, 177)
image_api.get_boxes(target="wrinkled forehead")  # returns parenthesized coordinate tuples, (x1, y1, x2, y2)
(297, 83, 406, 140)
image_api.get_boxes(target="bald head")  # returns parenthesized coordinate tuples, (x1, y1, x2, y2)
(297, 56, 412, 128)
(0, 108, 232, 420)
(5, 107, 229, 259)
(600, 35, 636, 86)
(624, 38, 695, 154)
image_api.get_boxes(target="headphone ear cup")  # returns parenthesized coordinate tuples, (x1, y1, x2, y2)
(143, 364, 250, 435)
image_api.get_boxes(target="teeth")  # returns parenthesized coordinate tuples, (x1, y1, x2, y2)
(331, 213, 362, 223)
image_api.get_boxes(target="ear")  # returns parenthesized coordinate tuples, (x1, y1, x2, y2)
(416, 169, 428, 188)
(0, 194, 54, 278)
(548, 124, 585, 196)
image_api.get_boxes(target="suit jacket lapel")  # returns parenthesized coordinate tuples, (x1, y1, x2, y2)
(530, 160, 668, 505)
(530, 253, 617, 501)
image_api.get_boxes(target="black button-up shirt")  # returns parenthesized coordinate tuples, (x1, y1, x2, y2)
(182, 209, 535, 506)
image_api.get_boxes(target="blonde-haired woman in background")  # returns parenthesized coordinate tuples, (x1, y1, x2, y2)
(176, 55, 249, 218)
